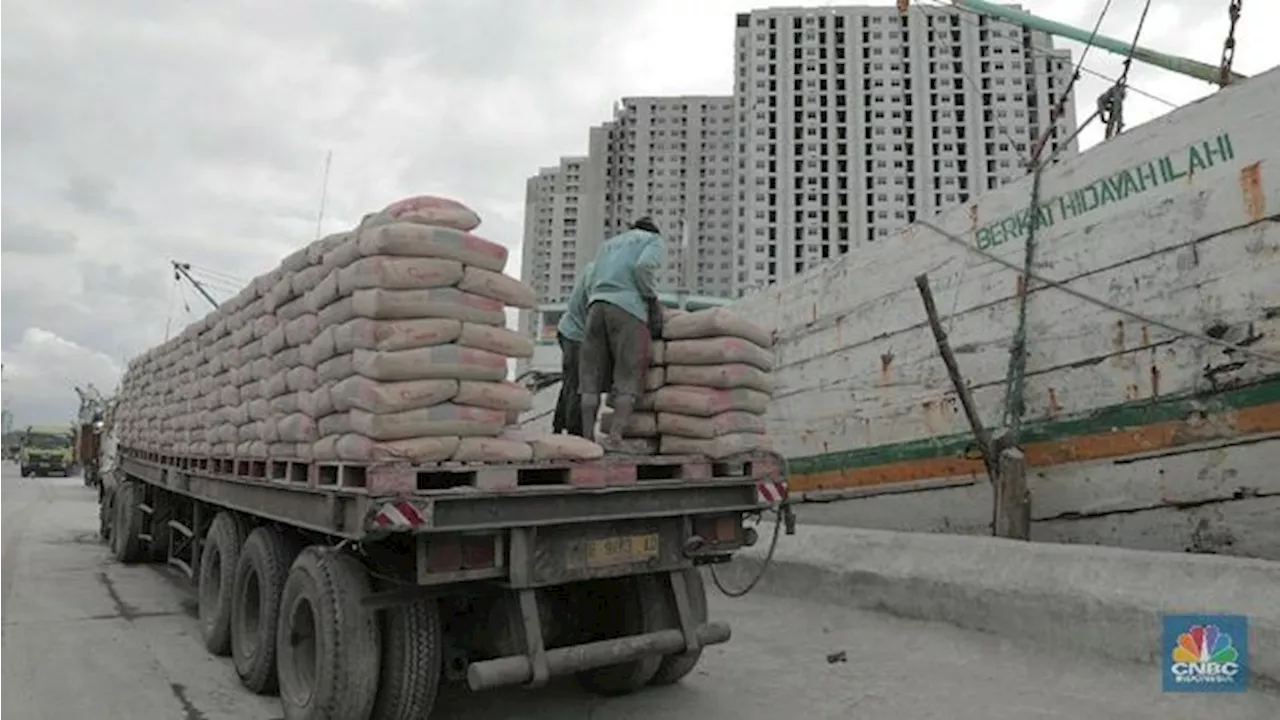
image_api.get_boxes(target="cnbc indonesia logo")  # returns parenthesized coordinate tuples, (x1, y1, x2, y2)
(1169, 624, 1242, 687)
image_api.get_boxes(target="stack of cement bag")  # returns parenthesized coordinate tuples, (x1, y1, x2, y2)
(600, 307, 775, 459)
(112, 195, 604, 465)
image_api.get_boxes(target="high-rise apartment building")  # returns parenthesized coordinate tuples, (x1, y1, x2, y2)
(518, 156, 589, 339)
(594, 96, 738, 298)
(732, 4, 1077, 293)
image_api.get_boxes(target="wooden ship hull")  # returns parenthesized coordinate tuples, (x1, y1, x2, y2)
(730, 66, 1279, 559)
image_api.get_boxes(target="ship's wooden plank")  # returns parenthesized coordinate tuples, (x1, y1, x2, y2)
(734, 68, 1280, 477)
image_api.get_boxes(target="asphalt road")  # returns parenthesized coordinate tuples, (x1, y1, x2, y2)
(3, 463, 1276, 720)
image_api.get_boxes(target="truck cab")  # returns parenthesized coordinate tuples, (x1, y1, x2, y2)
(19, 425, 74, 477)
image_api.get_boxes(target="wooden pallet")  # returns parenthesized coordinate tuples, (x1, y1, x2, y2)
(123, 446, 780, 495)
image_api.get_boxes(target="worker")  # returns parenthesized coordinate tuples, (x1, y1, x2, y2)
(552, 261, 594, 437)
(579, 217, 666, 451)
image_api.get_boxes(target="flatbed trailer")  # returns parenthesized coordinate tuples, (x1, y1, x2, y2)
(103, 446, 789, 720)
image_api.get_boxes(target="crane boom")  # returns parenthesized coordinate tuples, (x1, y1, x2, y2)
(950, 0, 1247, 86)
(171, 261, 221, 310)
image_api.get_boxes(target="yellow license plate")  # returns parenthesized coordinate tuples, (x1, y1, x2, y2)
(585, 533, 660, 568)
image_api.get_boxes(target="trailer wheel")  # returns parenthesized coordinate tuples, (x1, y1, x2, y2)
(649, 568, 709, 686)
(200, 512, 249, 656)
(111, 481, 147, 564)
(371, 597, 443, 720)
(231, 526, 302, 695)
(276, 547, 380, 720)
(575, 575, 664, 696)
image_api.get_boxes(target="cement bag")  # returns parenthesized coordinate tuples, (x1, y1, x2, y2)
(278, 296, 310, 322)
(262, 324, 287, 355)
(236, 422, 261, 443)
(265, 277, 293, 312)
(306, 270, 340, 313)
(318, 434, 461, 463)
(267, 442, 294, 458)
(356, 223, 506, 273)
(650, 341, 665, 366)
(662, 308, 772, 349)
(316, 298, 355, 329)
(494, 425, 604, 458)
(454, 380, 532, 412)
(302, 327, 339, 367)
(351, 345, 507, 383)
(452, 437, 533, 463)
(285, 316, 319, 348)
(211, 442, 235, 457)
(664, 364, 774, 393)
(253, 315, 279, 341)
(330, 376, 459, 414)
(659, 432, 771, 459)
(269, 393, 300, 415)
(651, 386, 771, 417)
(299, 386, 335, 418)
(598, 410, 658, 437)
(316, 355, 352, 385)
(241, 339, 265, 362)
(248, 399, 271, 422)
(214, 424, 237, 444)
(348, 404, 506, 441)
(231, 322, 255, 348)
(333, 317, 462, 354)
(240, 380, 263, 401)
(289, 365, 323, 392)
(271, 348, 302, 374)
(291, 266, 327, 297)
(281, 246, 311, 274)
(239, 440, 269, 459)
(277, 413, 318, 443)
(657, 411, 766, 439)
(337, 256, 464, 295)
(645, 366, 665, 389)
(264, 370, 289, 399)
(308, 233, 349, 266)
(367, 195, 482, 233)
(664, 337, 773, 372)
(219, 385, 240, 407)
(261, 417, 280, 443)
(456, 266, 536, 309)
(349, 288, 506, 326)
(457, 323, 534, 359)
(252, 357, 274, 381)
(254, 269, 283, 300)
(316, 413, 351, 438)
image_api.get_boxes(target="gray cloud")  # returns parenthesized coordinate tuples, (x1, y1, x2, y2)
(2, 0, 1275, 425)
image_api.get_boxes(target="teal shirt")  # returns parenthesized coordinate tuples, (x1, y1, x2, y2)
(586, 229, 665, 322)
(556, 261, 594, 342)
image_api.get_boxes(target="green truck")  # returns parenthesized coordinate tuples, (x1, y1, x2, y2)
(19, 425, 74, 477)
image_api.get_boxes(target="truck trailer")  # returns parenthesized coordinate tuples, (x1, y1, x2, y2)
(99, 195, 791, 720)
(102, 446, 788, 718)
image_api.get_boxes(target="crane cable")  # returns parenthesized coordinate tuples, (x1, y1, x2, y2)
(1104, 0, 1154, 139)
(1219, 0, 1243, 88)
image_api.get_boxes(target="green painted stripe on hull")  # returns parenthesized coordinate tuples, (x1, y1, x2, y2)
(787, 375, 1280, 476)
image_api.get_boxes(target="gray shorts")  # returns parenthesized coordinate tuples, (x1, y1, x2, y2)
(579, 301, 651, 398)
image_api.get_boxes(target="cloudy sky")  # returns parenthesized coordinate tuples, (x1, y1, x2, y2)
(2, 0, 1275, 425)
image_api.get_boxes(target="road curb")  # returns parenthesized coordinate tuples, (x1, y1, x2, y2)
(714, 523, 1280, 687)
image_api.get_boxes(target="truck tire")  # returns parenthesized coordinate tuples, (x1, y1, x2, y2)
(371, 597, 443, 720)
(649, 568, 709, 686)
(200, 512, 250, 656)
(111, 481, 147, 564)
(149, 494, 175, 563)
(575, 575, 664, 696)
(276, 547, 381, 720)
(232, 526, 302, 694)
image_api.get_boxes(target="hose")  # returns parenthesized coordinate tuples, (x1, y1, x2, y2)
(709, 450, 793, 598)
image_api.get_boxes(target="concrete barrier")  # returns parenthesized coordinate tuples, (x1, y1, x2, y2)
(714, 523, 1280, 687)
